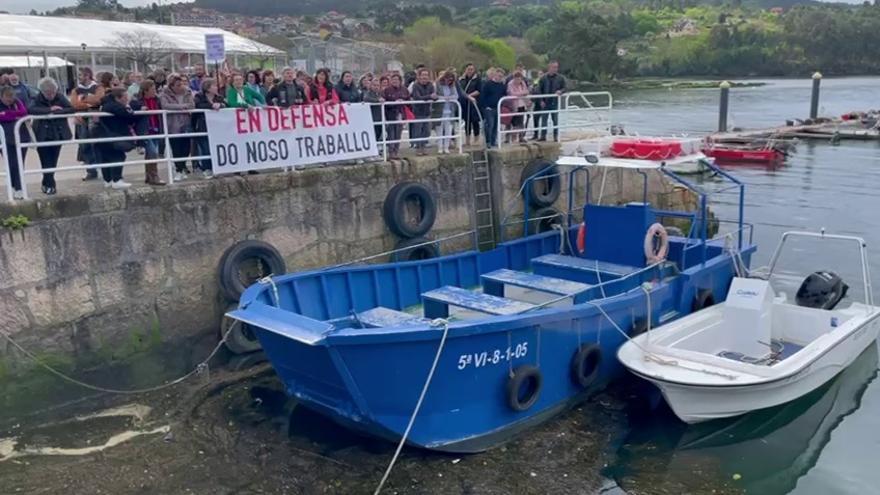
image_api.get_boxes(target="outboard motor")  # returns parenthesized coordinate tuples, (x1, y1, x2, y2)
(795, 271, 848, 310)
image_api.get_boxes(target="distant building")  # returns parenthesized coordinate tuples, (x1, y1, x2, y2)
(769, 7, 784, 15)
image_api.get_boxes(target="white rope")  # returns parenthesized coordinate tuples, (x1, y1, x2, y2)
(374, 318, 450, 495)
(0, 317, 241, 395)
(259, 275, 281, 307)
(587, 284, 738, 381)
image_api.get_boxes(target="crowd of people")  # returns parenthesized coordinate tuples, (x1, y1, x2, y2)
(0, 61, 566, 199)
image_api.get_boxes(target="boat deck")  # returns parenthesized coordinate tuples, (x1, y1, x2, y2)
(717, 340, 804, 365)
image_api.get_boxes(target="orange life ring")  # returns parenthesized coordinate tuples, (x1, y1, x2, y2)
(576, 222, 586, 254)
(644, 223, 669, 264)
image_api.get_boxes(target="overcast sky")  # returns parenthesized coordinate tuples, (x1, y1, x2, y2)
(1, 0, 866, 14)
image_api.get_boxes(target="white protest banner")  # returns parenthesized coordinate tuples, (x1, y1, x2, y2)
(205, 103, 378, 174)
(204, 33, 225, 64)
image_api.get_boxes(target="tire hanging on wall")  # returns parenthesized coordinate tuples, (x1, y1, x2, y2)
(506, 365, 543, 412)
(218, 240, 286, 302)
(570, 344, 602, 389)
(692, 288, 715, 313)
(390, 237, 440, 262)
(383, 182, 437, 238)
(521, 159, 561, 208)
(529, 206, 564, 235)
(220, 303, 262, 354)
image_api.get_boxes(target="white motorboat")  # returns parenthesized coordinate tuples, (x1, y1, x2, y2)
(618, 231, 880, 423)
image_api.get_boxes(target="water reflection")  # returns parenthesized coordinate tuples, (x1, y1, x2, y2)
(609, 345, 878, 494)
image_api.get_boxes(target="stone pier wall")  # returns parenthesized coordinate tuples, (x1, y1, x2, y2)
(0, 154, 473, 373)
(0, 143, 698, 416)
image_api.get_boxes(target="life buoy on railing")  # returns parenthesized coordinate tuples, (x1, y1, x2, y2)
(644, 223, 669, 264)
(576, 222, 586, 254)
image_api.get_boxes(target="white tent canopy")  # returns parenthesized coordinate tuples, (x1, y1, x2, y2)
(0, 56, 72, 68)
(0, 14, 284, 55)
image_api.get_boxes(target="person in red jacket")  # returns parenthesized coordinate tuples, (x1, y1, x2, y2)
(308, 68, 339, 104)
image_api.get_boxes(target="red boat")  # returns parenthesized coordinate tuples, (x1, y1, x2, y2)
(611, 138, 683, 160)
(702, 146, 786, 164)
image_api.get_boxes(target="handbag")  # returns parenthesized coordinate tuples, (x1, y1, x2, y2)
(100, 121, 136, 152)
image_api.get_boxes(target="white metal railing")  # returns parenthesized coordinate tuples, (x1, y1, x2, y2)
(3, 102, 466, 201)
(496, 91, 613, 147)
(374, 100, 464, 161)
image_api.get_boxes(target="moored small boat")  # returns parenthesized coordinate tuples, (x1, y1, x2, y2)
(227, 155, 755, 452)
(618, 231, 880, 424)
(702, 145, 786, 164)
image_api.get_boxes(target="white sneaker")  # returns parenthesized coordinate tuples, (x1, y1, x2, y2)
(104, 181, 112, 188)
(111, 180, 131, 190)
(202, 170, 214, 179)
(173, 172, 185, 182)
(13, 190, 24, 200)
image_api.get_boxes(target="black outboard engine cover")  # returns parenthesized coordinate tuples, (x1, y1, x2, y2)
(795, 271, 849, 310)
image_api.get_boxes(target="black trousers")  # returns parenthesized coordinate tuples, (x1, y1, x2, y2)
(37, 145, 61, 188)
(463, 103, 481, 137)
(170, 137, 191, 173)
(99, 146, 125, 182)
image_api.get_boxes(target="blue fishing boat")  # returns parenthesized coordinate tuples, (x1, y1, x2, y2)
(227, 155, 756, 452)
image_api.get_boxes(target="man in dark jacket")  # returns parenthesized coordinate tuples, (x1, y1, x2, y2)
(409, 68, 436, 155)
(479, 68, 507, 149)
(535, 61, 566, 141)
(266, 67, 305, 107)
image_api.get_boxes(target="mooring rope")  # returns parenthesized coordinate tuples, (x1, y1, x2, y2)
(373, 318, 450, 495)
(0, 317, 241, 395)
(587, 283, 738, 381)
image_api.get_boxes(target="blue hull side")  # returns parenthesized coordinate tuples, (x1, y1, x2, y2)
(251, 251, 746, 452)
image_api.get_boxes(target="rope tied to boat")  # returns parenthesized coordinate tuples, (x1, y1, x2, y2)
(588, 283, 738, 381)
(0, 316, 242, 395)
(258, 275, 281, 307)
(374, 318, 450, 495)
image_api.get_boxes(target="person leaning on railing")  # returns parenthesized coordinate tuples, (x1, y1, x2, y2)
(160, 73, 196, 182)
(410, 68, 437, 156)
(130, 79, 166, 186)
(535, 61, 566, 142)
(361, 76, 386, 145)
(70, 67, 104, 182)
(435, 70, 461, 155)
(459, 63, 482, 147)
(382, 73, 410, 160)
(29, 77, 74, 196)
(479, 68, 507, 149)
(0, 85, 29, 200)
(506, 69, 531, 144)
(226, 73, 266, 108)
(193, 78, 227, 179)
(265, 67, 305, 108)
(96, 88, 138, 190)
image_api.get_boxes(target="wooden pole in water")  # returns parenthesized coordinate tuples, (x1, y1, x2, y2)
(810, 72, 822, 120)
(718, 80, 731, 132)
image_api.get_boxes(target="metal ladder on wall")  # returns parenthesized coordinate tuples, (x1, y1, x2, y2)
(472, 148, 496, 250)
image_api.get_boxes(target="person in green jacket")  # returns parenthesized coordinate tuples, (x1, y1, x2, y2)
(226, 73, 265, 108)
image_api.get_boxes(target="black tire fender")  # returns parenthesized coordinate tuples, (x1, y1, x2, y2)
(220, 303, 262, 354)
(383, 182, 437, 238)
(506, 365, 543, 412)
(390, 237, 440, 262)
(529, 206, 564, 234)
(630, 318, 649, 337)
(570, 343, 602, 389)
(218, 240, 286, 302)
(521, 160, 561, 208)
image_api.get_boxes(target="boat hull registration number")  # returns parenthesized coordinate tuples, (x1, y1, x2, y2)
(457, 343, 528, 370)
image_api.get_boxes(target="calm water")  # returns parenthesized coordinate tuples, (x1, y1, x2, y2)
(606, 78, 880, 494)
